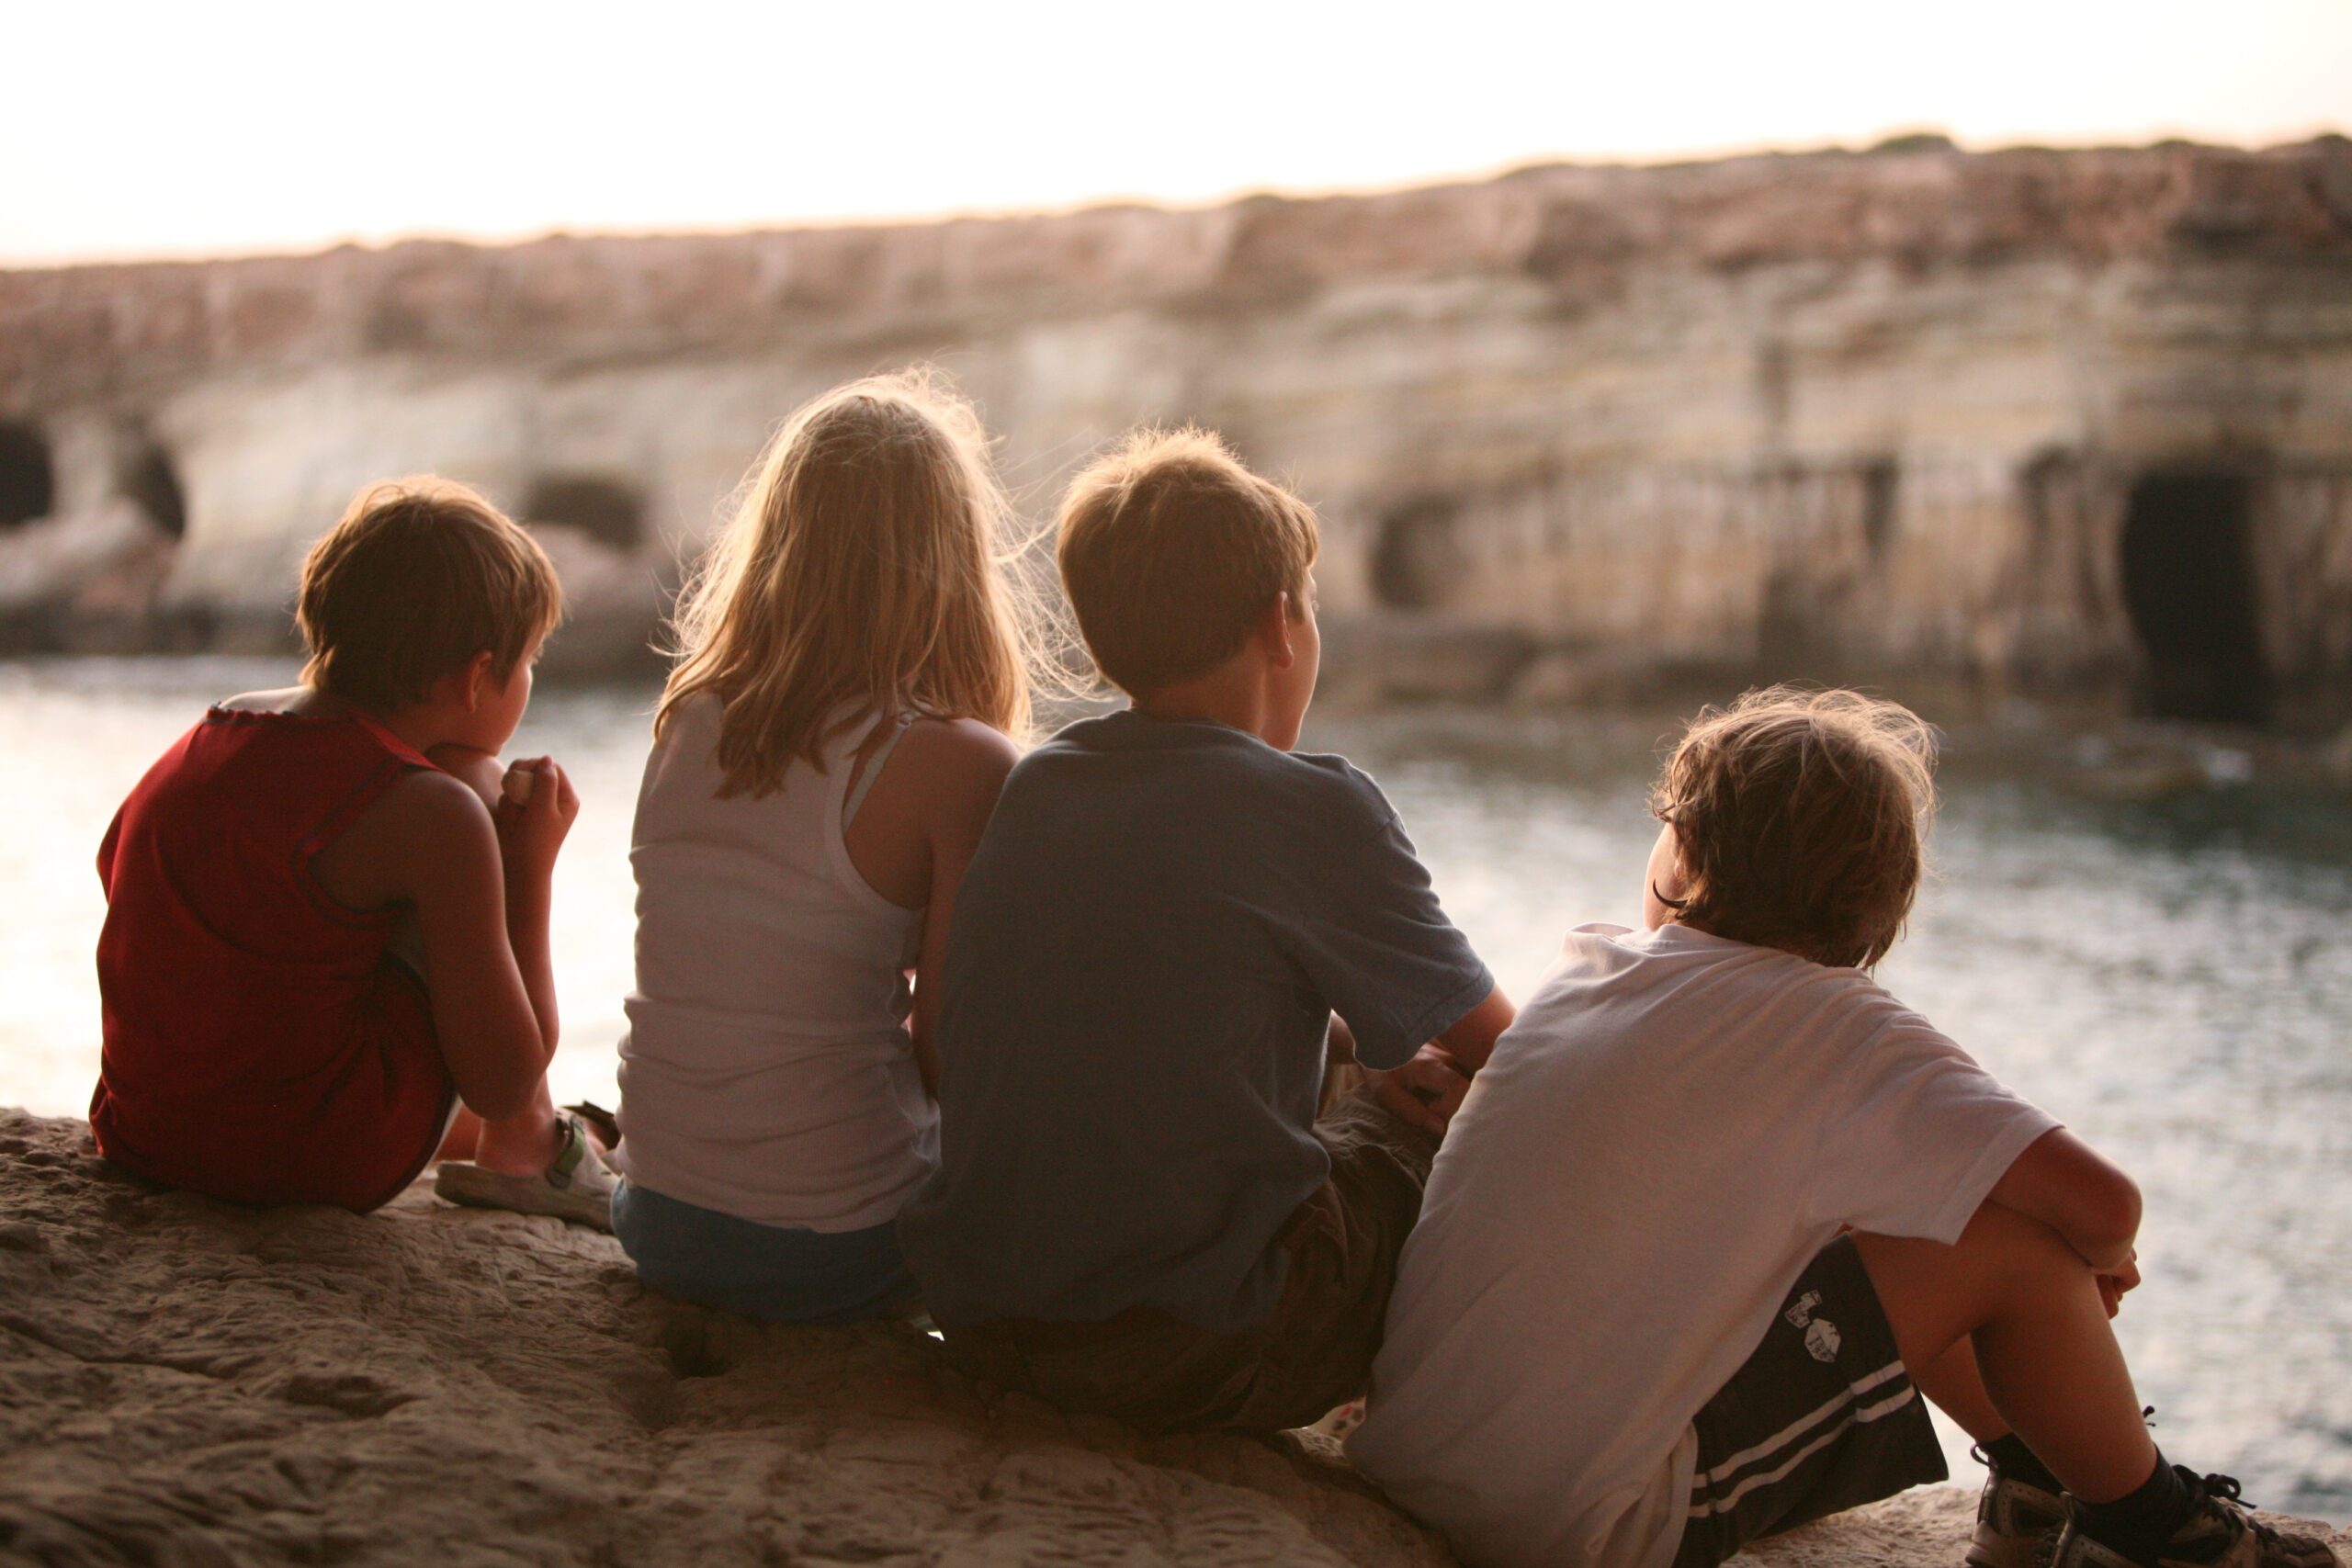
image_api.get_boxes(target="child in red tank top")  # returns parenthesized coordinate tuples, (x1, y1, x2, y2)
(91, 478, 616, 1224)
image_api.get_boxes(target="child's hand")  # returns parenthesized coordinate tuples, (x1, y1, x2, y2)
(2097, 1251, 2141, 1319)
(493, 756, 579, 877)
(1367, 1044, 1473, 1135)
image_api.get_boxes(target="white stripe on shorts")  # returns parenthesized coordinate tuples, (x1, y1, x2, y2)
(1688, 1382, 1919, 1518)
(1694, 1360, 1908, 1489)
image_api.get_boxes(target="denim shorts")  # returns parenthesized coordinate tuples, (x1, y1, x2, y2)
(611, 1180, 922, 1325)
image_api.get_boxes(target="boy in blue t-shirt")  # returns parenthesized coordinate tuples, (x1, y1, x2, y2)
(897, 428, 1512, 1432)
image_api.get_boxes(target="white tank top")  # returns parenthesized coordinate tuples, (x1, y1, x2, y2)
(610, 695, 933, 1232)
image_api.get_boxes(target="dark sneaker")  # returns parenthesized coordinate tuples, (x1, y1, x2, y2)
(2048, 1469, 2342, 1568)
(1966, 1461, 2066, 1568)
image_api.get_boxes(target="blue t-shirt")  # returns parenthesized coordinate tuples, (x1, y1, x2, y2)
(896, 709, 1494, 1333)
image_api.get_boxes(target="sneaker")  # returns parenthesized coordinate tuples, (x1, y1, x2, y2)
(2048, 1469, 2342, 1568)
(1966, 1449, 2067, 1568)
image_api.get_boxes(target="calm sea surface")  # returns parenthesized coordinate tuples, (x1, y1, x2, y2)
(4, 657, 2347, 1521)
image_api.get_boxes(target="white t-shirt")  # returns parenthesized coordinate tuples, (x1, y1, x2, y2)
(1348, 922, 2058, 1568)
(611, 697, 933, 1233)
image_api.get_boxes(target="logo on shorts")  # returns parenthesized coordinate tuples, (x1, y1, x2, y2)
(1782, 1290, 1841, 1361)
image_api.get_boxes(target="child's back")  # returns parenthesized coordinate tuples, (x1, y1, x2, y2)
(605, 371, 1031, 1324)
(897, 428, 1510, 1434)
(91, 477, 608, 1226)
(615, 692, 931, 1230)
(95, 706, 450, 1211)
(1351, 920, 2051, 1567)
(899, 705, 1484, 1331)
(1354, 688, 2341, 1568)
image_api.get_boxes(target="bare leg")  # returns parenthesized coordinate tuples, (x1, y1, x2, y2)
(435, 1110, 481, 1163)
(1906, 1337, 2010, 1445)
(468, 1078, 560, 1177)
(1854, 1205, 2155, 1504)
(435, 1098, 564, 1172)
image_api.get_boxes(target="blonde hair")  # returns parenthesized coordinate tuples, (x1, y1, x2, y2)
(298, 477, 562, 711)
(1057, 427, 1319, 696)
(1649, 686, 1939, 971)
(658, 369, 1042, 797)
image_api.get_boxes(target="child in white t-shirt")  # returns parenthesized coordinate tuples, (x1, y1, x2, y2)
(1350, 688, 2337, 1568)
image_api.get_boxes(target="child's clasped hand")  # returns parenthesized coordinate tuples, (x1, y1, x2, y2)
(494, 756, 579, 872)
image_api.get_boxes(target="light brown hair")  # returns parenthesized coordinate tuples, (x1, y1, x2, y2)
(1649, 686, 1939, 970)
(658, 368, 1048, 797)
(297, 477, 563, 711)
(1057, 428, 1319, 696)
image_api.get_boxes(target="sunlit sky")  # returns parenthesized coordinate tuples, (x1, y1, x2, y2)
(6, 0, 2347, 267)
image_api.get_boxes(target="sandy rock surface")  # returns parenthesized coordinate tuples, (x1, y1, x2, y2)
(2, 1111, 2342, 1568)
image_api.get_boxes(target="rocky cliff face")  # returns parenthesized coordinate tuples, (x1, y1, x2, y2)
(8, 1111, 2341, 1566)
(5, 138, 2351, 716)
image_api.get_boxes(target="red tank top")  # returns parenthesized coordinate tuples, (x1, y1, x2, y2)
(91, 707, 456, 1211)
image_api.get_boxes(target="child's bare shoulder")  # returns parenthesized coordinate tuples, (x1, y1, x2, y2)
(347, 766, 497, 862)
(307, 766, 494, 912)
(379, 764, 493, 826)
(902, 716, 1020, 784)
(423, 744, 505, 812)
(213, 685, 313, 715)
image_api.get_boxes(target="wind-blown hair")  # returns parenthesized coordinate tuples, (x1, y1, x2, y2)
(1649, 686, 1939, 971)
(656, 370, 1046, 797)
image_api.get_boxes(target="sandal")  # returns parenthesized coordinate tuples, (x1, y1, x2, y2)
(562, 1100, 621, 1150)
(434, 1111, 616, 1232)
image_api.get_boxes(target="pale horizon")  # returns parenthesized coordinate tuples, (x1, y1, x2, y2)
(6, 0, 2349, 269)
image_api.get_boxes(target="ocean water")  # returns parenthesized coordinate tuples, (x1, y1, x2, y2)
(4, 657, 2347, 1521)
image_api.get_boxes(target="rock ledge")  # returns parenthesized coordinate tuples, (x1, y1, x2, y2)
(1, 1111, 2340, 1566)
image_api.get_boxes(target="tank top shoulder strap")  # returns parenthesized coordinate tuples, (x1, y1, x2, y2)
(344, 708, 435, 770)
(300, 713, 435, 865)
(842, 710, 917, 829)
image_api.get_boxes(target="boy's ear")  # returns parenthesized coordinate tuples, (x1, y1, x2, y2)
(1259, 592, 1296, 671)
(1655, 833, 1693, 904)
(456, 649, 497, 714)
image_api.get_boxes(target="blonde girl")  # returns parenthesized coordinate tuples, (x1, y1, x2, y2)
(607, 370, 1045, 1322)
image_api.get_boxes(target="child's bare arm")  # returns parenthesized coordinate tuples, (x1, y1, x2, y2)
(1432, 985, 1516, 1073)
(1986, 1126, 2143, 1274)
(488, 757, 577, 1073)
(907, 723, 1020, 1098)
(355, 764, 573, 1120)
(423, 743, 571, 1078)
(1360, 984, 1516, 1133)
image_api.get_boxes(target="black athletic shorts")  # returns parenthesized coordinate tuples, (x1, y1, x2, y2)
(1668, 1236, 1950, 1568)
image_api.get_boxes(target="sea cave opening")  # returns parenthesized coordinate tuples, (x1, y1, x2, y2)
(522, 474, 646, 552)
(0, 422, 56, 531)
(2117, 469, 2268, 724)
(122, 441, 188, 539)
(1369, 497, 1466, 610)
(1858, 458, 1899, 560)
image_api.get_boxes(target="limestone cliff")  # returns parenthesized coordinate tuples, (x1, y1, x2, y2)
(4, 137, 2351, 717)
(3, 1111, 2344, 1566)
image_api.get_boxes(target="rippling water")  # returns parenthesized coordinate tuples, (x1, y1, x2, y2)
(5, 658, 2346, 1521)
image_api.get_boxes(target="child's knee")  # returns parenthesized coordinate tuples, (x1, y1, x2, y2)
(1961, 1202, 2100, 1299)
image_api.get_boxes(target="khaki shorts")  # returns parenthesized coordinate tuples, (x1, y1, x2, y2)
(936, 1086, 1438, 1434)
